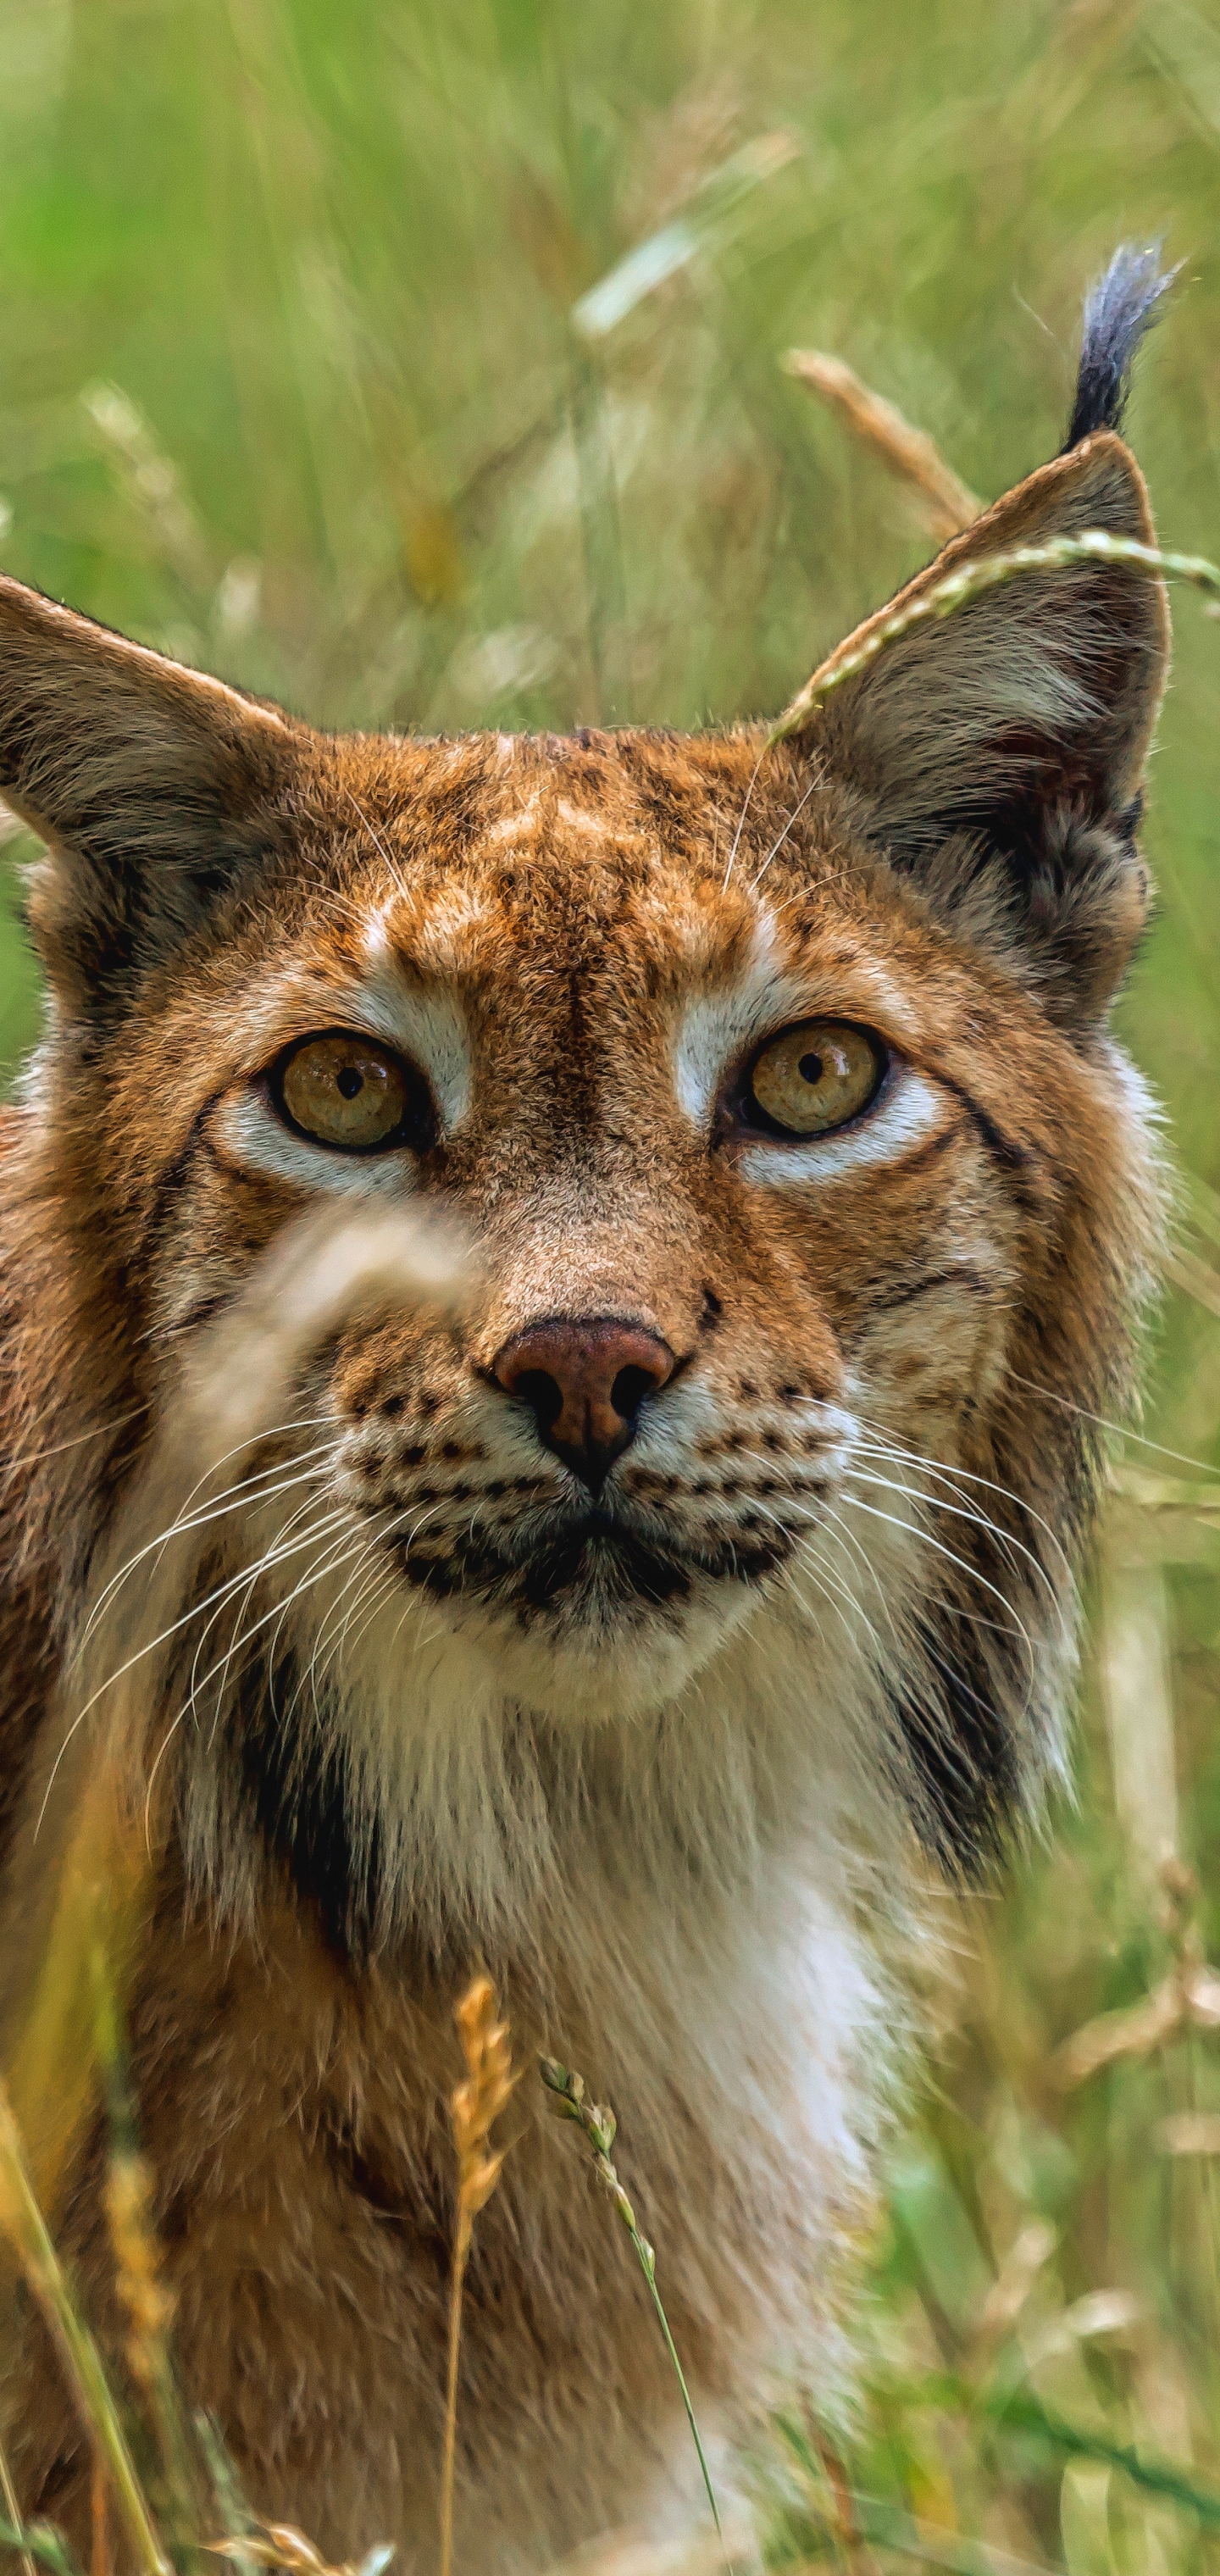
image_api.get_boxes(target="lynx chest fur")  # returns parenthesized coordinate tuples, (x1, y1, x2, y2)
(0, 259, 1172, 2568)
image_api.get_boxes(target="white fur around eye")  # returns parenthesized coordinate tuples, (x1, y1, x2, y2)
(738, 1069, 949, 1185)
(209, 1091, 420, 1197)
(206, 947, 473, 1194)
(674, 958, 810, 1128)
(349, 957, 471, 1130)
(230, 956, 472, 1136)
(671, 913, 923, 1138)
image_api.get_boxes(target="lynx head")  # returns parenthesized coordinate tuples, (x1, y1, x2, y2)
(3, 255, 1171, 1949)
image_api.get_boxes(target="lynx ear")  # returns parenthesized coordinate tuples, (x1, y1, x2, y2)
(802, 429, 1170, 1015)
(0, 577, 297, 1017)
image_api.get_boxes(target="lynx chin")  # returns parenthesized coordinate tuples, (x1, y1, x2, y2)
(0, 246, 1173, 2567)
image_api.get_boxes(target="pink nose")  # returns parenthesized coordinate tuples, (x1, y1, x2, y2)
(491, 1316, 677, 1490)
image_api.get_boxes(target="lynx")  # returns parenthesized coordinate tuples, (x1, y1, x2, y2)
(0, 249, 1172, 2566)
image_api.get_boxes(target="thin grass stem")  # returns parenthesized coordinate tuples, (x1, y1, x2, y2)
(0, 2425, 35, 2576)
(539, 2057, 734, 2576)
(636, 2243, 728, 2562)
(438, 2218, 469, 2576)
(782, 346, 983, 539)
(93, 1953, 206, 2559)
(91, 2453, 111, 2576)
(0, 2080, 168, 2576)
(769, 531, 1220, 745)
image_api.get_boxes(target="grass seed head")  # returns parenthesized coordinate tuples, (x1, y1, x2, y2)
(440, 1979, 516, 2576)
(208, 2523, 394, 2576)
(452, 1975, 515, 2229)
(103, 2152, 174, 2393)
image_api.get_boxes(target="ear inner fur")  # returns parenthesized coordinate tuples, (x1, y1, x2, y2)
(0, 575, 299, 1015)
(803, 430, 1167, 789)
(786, 432, 1168, 1015)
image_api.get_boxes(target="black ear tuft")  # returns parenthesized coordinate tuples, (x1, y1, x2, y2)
(1064, 242, 1178, 451)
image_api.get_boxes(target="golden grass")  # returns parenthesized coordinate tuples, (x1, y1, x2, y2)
(781, 351, 983, 541)
(440, 1977, 516, 2576)
(5, 1727, 1220, 2575)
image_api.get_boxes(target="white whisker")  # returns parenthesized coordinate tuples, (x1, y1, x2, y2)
(846, 1457, 1056, 1606)
(186, 1518, 369, 1752)
(851, 1415, 1074, 1588)
(79, 1424, 340, 1651)
(184, 1483, 352, 1735)
(839, 1492, 1034, 1684)
(1007, 1368, 1217, 1478)
(720, 741, 768, 892)
(147, 1512, 363, 1821)
(0, 1402, 148, 1483)
(748, 775, 820, 891)
(344, 783, 412, 905)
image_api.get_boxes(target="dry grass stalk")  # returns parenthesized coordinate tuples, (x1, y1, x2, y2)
(208, 2522, 392, 2576)
(781, 348, 983, 540)
(1110, 1462, 1220, 1522)
(1097, 1550, 1178, 1884)
(1164, 1239, 1220, 1320)
(1156, 2111, 1220, 2155)
(439, 1977, 515, 2576)
(91, 2453, 111, 2576)
(809, 2432, 879, 2576)
(973, 2218, 1056, 2350)
(0, 2423, 36, 2576)
(0, 2076, 167, 2576)
(3, 1768, 158, 2230)
(80, 381, 212, 592)
(1051, 1860, 1220, 2086)
(2, 1203, 472, 2242)
(92, 1949, 209, 2556)
(0, 1209, 471, 2576)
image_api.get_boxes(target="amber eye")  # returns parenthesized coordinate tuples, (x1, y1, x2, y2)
(271, 1030, 426, 1154)
(743, 1020, 886, 1139)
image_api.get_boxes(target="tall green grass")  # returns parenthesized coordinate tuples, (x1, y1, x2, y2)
(5, 3, 1220, 2568)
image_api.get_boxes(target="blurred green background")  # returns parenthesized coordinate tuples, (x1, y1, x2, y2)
(8, 4, 1220, 2568)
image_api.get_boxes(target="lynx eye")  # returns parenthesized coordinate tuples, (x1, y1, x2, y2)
(744, 1020, 886, 1139)
(271, 1030, 426, 1154)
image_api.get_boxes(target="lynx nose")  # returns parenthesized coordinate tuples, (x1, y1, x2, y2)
(491, 1317, 676, 1491)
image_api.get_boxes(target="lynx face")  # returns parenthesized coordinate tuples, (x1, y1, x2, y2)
(0, 419, 1167, 1952)
(138, 736, 1008, 1683)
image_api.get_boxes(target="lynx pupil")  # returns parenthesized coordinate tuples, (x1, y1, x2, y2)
(271, 1029, 418, 1154)
(745, 1019, 885, 1139)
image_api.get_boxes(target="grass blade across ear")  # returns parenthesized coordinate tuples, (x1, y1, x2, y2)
(777, 430, 1176, 1016)
(772, 522, 1220, 745)
(0, 577, 297, 1016)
